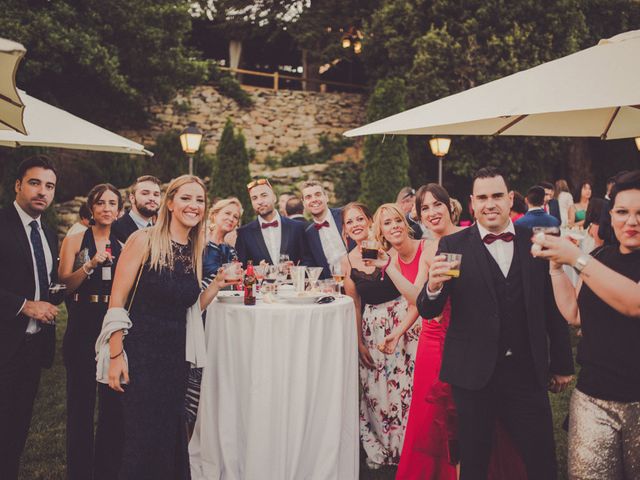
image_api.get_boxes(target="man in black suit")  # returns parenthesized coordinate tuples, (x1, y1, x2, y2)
(111, 175, 161, 244)
(236, 179, 310, 266)
(300, 180, 347, 279)
(540, 181, 561, 223)
(0, 156, 60, 479)
(285, 196, 308, 223)
(417, 167, 574, 480)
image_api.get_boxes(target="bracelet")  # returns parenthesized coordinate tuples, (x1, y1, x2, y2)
(549, 269, 564, 277)
(380, 256, 392, 280)
(82, 263, 94, 276)
(110, 349, 124, 360)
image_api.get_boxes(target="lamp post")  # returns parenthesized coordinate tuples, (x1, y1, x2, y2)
(428, 137, 451, 185)
(180, 123, 203, 175)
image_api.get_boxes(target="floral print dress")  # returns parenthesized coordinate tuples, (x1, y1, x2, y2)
(351, 267, 420, 468)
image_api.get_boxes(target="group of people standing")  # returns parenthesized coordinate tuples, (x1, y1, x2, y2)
(1, 153, 638, 480)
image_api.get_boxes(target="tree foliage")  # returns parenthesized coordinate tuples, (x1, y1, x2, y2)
(0, 0, 207, 128)
(209, 119, 252, 222)
(359, 78, 410, 211)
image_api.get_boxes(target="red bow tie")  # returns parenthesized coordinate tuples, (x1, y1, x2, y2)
(483, 232, 515, 244)
(314, 220, 330, 230)
(261, 220, 279, 229)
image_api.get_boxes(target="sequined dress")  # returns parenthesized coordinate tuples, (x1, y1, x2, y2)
(118, 241, 200, 480)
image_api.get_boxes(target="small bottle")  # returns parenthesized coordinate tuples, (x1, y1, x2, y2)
(102, 242, 113, 281)
(244, 260, 256, 306)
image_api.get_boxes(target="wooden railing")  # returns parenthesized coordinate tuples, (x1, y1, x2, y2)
(218, 66, 367, 93)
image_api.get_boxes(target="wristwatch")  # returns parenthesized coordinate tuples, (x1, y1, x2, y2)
(572, 255, 591, 274)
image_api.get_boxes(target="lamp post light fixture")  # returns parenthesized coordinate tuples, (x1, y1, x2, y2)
(180, 122, 203, 175)
(428, 137, 452, 185)
(635, 137, 640, 151)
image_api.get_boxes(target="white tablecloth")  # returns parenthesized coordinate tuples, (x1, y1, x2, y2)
(189, 296, 359, 480)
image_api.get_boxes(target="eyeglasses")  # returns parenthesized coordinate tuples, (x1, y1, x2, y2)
(611, 208, 640, 223)
(247, 178, 272, 191)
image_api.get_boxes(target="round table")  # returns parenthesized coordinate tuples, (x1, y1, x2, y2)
(189, 296, 359, 480)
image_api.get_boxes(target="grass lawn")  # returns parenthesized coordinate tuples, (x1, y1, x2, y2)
(20, 308, 576, 479)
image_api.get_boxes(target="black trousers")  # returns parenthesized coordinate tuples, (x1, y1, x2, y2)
(451, 356, 558, 480)
(0, 332, 44, 480)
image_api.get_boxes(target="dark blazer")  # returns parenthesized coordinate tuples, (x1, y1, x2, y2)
(111, 213, 139, 244)
(598, 198, 616, 246)
(417, 224, 574, 390)
(514, 209, 561, 229)
(235, 215, 311, 266)
(0, 206, 59, 368)
(547, 198, 561, 222)
(304, 208, 346, 278)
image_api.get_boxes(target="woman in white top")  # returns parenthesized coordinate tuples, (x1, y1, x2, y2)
(555, 179, 574, 227)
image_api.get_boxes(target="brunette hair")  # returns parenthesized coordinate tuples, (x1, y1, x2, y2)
(87, 183, 124, 212)
(610, 170, 640, 205)
(415, 183, 454, 219)
(16, 155, 57, 181)
(372, 203, 413, 250)
(131, 175, 161, 194)
(555, 179, 570, 196)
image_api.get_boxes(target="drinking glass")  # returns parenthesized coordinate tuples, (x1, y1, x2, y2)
(306, 267, 323, 291)
(441, 253, 462, 278)
(222, 262, 243, 282)
(318, 279, 338, 294)
(361, 240, 381, 260)
(331, 263, 345, 292)
(254, 263, 267, 292)
(291, 266, 307, 293)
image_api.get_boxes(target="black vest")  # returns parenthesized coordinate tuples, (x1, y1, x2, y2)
(483, 244, 531, 360)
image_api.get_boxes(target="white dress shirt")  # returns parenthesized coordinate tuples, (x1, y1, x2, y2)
(129, 209, 152, 229)
(476, 222, 515, 277)
(14, 201, 53, 334)
(259, 212, 282, 264)
(315, 211, 347, 269)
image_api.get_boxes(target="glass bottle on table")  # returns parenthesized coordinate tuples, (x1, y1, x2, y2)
(244, 260, 256, 306)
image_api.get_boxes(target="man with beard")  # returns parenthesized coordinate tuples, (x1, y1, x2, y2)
(111, 175, 161, 244)
(0, 156, 60, 479)
(236, 179, 310, 266)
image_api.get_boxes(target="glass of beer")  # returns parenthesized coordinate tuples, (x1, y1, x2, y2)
(442, 253, 462, 278)
(361, 240, 381, 260)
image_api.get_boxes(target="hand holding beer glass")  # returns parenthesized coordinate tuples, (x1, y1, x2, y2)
(427, 253, 462, 293)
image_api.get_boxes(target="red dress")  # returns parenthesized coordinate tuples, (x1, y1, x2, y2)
(396, 244, 527, 480)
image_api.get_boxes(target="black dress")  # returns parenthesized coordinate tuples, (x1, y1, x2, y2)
(118, 241, 200, 480)
(64, 228, 121, 480)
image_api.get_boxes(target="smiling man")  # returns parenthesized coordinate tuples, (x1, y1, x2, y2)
(417, 166, 574, 480)
(235, 178, 310, 266)
(300, 180, 347, 279)
(111, 175, 162, 244)
(0, 156, 60, 479)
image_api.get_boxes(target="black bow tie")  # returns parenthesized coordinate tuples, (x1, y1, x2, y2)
(483, 232, 515, 244)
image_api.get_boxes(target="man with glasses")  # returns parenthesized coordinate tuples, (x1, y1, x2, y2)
(236, 179, 310, 266)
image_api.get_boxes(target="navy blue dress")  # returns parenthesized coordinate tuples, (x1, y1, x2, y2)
(118, 241, 200, 480)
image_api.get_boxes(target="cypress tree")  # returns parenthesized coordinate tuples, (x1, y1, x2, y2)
(359, 78, 410, 211)
(210, 119, 252, 222)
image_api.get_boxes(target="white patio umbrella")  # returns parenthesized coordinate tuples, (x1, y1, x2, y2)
(345, 30, 640, 140)
(0, 90, 152, 156)
(0, 38, 27, 134)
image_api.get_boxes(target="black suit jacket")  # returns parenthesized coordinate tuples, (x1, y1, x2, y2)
(111, 213, 139, 244)
(548, 198, 561, 222)
(0, 206, 59, 368)
(235, 215, 311, 266)
(304, 208, 346, 279)
(417, 224, 574, 390)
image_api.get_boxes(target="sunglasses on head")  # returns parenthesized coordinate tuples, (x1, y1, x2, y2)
(247, 178, 272, 191)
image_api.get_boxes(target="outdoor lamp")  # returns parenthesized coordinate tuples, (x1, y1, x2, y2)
(353, 40, 363, 54)
(428, 137, 452, 185)
(635, 137, 640, 151)
(180, 123, 203, 175)
(341, 36, 352, 49)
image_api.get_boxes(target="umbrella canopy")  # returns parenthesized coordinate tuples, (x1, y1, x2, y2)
(0, 90, 152, 156)
(0, 38, 27, 134)
(345, 30, 640, 140)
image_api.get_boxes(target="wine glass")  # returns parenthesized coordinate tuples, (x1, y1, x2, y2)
(306, 267, 323, 291)
(330, 263, 345, 294)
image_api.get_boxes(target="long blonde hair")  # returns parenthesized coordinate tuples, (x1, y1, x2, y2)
(148, 175, 207, 282)
(372, 203, 413, 250)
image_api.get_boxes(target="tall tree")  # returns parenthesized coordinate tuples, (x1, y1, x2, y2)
(210, 119, 252, 222)
(359, 78, 410, 211)
(0, 0, 207, 128)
